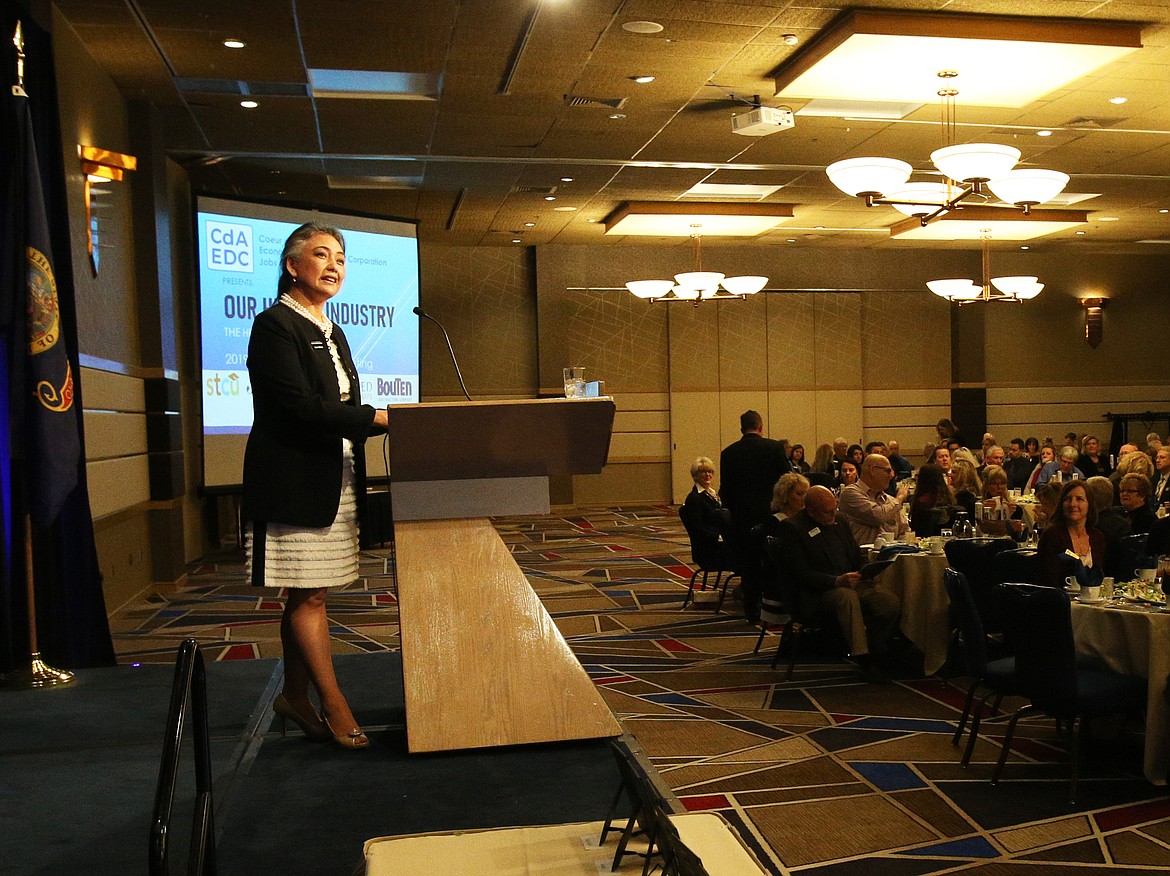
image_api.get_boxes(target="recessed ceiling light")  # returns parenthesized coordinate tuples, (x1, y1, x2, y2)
(630, 75, 656, 84)
(1099, 216, 1119, 221)
(1037, 129, 1054, 137)
(586, 218, 598, 223)
(544, 195, 556, 201)
(1160, 209, 1169, 214)
(553, 206, 577, 212)
(223, 38, 246, 49)
(787, 238, 797, 243)
(1020, 245, 1030, 250)
(622, 20, 664, 34)
(1075, 230, 1086, 235)
(240, 100, 259, 108)
(1110, 96, 1128, 104)
(608, 113, 626, 120)
(512, 239, 522, 244)
(814, 225, 825, 230)
(524, 222, 535, 227)
(560, 177, 574, 182)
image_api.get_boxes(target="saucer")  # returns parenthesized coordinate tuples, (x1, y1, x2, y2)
(1076, 597, 1106, 604)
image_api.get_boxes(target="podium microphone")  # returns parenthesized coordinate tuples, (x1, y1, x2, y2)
(413, 306, 472, 401)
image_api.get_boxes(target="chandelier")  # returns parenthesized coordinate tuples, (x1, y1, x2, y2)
(927, 230, 1043, 304)
(825, 71, 1070, 227)
(625, 228, 768, 304)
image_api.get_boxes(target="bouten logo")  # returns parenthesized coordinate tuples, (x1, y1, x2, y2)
(206, 221, 254, 273)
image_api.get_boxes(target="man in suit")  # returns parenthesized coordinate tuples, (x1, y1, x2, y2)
(1004, 439, 1033, 491)
(777, 486, 901, 682)
(1154, 446, 1170, 509)
(719, 410, 791, 620)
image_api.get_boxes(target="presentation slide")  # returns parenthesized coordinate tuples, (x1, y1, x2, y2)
(195, 195, 420, 488)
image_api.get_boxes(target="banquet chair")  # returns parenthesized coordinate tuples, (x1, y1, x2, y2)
(993, 549, 1041, 587)
(944, 537, 1016, 633)
(991, 583, 1146, 804)
(942, 570, 1016, 766)
(750, 521, 791, 656)
(762, 536, 840, 679)
(678, 503, 738, 613)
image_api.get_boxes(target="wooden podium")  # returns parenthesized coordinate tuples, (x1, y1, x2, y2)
(385, 397, 622, 753)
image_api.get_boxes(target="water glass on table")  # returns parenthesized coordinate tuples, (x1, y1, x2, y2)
(563, 365, 585, 398)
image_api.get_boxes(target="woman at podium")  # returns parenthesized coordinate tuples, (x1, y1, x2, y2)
(242, 222, 389, 750)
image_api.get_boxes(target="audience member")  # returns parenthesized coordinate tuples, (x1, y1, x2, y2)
(682, 457, 734, 568)
(908, 463, 954, 538)
(1063, 431, 1081, 452)
(950, 460, 981, 518)
(1025, 445, 1055, 493)
(1024, 436, 1041, 463)
(1036, 445, 1084, 488)
(847, 444, 865, 467)
(932, 446, 953, 483)
(1036, 480, 1105, 588)
(1004, 439, 1033, 490)
(936, 417, 965, 449)
(838, 454, 910, 545)
(1154, 445, 1170, 508)
(777, 486, 901, 683)
(719, 410, 791, 620)
(1076, 435, 1112, 479)
(839, 459, 859, 487)
(980, 432, 997, 461)
(1085, 476, 1130, 581)
(1118, 473, 1157, 534)
(1032, 481, 1063, 531)
(978, 444, 1004, 474)
(887, 440, 913, 480)
(789, 443, 811, 474)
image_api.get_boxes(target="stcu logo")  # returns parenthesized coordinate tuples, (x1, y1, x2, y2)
(206, 221, 254, 273)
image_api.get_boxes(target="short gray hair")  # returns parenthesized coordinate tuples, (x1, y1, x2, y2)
(1059, 446, 1079, 462)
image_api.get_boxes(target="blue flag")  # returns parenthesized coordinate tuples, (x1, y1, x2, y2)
(16, 88, 79, 527)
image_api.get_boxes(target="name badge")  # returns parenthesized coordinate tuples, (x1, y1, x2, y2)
(310, 340, 327, 350)
(808, 527, 821, 537)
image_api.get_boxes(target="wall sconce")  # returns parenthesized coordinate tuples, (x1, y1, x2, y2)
(78, 145, 136, 276)
(1080, 296, 1108, 348)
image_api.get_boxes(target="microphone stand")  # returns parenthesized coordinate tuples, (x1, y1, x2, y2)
(413, 307, 472, 401)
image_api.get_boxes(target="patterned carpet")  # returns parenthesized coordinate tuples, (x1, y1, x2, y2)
(109, 505, 1170, 874)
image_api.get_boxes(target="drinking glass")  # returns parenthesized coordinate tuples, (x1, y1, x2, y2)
(563, 365, 585, 398)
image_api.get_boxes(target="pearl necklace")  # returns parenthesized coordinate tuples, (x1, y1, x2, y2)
(279, 293, 332, 339)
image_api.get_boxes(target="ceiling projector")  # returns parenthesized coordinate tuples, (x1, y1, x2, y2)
(731, 106, 795, 136)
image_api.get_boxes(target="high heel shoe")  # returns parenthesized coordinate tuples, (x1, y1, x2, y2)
(273, 693, 331, 742)
(323, 713, 369, 750)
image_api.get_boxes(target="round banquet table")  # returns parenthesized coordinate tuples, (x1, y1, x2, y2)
(876, 552, 951, 676)
(1071, 600, 1170, 785)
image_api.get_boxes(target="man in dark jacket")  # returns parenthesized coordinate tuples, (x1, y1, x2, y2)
(719, 410, 790, 620)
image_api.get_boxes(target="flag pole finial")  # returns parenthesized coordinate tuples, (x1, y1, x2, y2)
(13, 21, 26, 95)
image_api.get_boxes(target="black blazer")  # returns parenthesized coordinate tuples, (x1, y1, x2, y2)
(719, 433, 791, 529)
(777, 510, 862, 616)
(242, 303, 377, 529)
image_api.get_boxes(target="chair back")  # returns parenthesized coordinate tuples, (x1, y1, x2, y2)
(942, 568, 987, 677)
(678, 502, 720, 570)
(999, 583, 1078, 715)
(1122, 531, 1154, 571)
(945, 537, 1015, 631)
(993, 549, 1041, 586)
(763, 535, 804, 621)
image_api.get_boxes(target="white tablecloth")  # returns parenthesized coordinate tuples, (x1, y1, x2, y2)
(877, 553, 951, 675)
(1071, 601, 1170, 785)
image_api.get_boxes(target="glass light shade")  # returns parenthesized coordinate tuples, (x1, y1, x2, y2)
(987, 169, 1070, 206)
(885, 183, 954, 217)
(1014, 281, 1043, 300)
(671, 285, 701, 300)
(720, 275, 768, 295)
(990, 276, 1040, 296)
(674, 271, 724, 290)
(927, 279, 980, 300)
(626, 279, 675, 299)
(930, 143, 1020, 183)
(825, 157, 912, 197)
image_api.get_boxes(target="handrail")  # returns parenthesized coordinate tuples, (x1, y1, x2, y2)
(149, 638, 217, 876)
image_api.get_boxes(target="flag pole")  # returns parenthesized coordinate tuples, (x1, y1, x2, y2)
(0, 22, 75, 689)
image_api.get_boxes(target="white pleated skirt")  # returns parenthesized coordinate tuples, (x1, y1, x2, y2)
(245, 442, 360, 589)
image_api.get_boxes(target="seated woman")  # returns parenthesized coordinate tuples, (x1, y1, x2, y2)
(1036, 480, 1106, 588)
(978, 464, 1023, 536)
(1076, 434, 1112, 479)
(789, 443, 811, 474)
(808, 442, 839, 488)
(681, 456, 733, 568)
(949, 460, 982, 518)
(1118, 472, 1157, 534)
(847, 444, 865, 468)
(839, 459, 860, 488)
(908, 463, 954, 537)
(753, 472, 810, 608)
(1025, 444, 1056, 494)
(1031, 480, 1063, 532)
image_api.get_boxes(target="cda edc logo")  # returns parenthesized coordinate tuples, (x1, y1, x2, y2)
(206, 221, 254, 273)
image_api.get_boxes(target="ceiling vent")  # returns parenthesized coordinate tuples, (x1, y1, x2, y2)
(563, 94, 628, 110)
(511, 185, 557, 195)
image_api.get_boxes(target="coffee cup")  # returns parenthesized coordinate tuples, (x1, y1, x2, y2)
(929, 538, 944, 556)
(1136, 568, 1156, 582)
(1078, 585, 1101, 602)
(1064, 576, 1081, 592)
